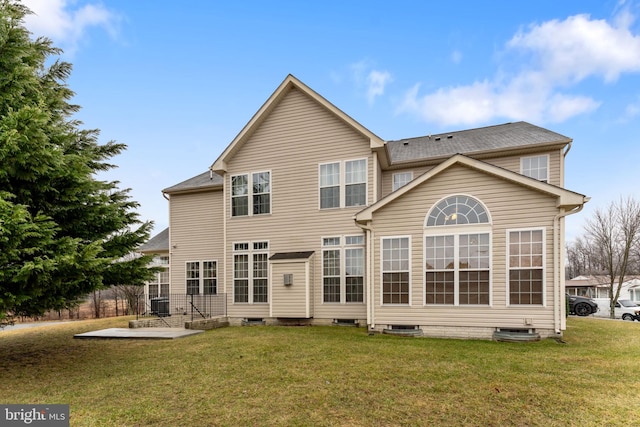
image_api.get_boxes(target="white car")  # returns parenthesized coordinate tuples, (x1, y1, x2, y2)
(614, 300, 640, 321)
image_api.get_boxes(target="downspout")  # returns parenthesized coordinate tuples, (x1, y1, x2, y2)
(563, 141, 572, 158)
(355, 220, 374, 331)
(553, 201, 586, 334)
(560, 142, 572, 188)
(222, 172, 227, 312)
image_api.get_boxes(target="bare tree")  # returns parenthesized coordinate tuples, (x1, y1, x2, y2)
(566, 236, 593, 278)
(91, 290, 105, 318)
(115, 284, 145, 316)
(582, 197, 640, 318)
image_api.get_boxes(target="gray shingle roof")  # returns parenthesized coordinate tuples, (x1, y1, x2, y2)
(163, 171, 223, 194)
(386, 122, 571, 164)
(139, 227, 169, 253)
(269, 251, 315, 260)
(164, 123, 570, 192)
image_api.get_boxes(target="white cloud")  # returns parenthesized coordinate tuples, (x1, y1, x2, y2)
(450, 50, 462, 64)
(626, 102, 640, 117)
(399, 7, 639, 127)
(621, 98, 640, 122)
(366, 70, 392, 104)
(508, 13, 640, 83)
(349, 61, 392, 105)
(22, 0, 119, 55)
(398, 72, 600, 127)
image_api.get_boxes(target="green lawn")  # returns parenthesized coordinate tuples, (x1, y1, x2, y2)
(1, 317, 638, 426)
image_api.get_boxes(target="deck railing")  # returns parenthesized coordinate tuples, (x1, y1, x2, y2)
(136, 293, 227, 321)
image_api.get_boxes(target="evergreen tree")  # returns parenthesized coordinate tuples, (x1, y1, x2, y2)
(0, 1, 154, 322)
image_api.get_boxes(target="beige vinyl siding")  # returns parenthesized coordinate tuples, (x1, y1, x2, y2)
(480, 149, 562, 186)
(381, 166, 433, 197)
(375, 155, 382, 202)
(271, 259, 312, 318)
(224, 87, 368, 320)
(169, 190, 224, 295)
(380, 149, 563, 197)
(370, 164, 559, 330)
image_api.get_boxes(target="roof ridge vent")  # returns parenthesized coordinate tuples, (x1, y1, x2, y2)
(434, 136, 441, 141)
(447, 135, 453, 139)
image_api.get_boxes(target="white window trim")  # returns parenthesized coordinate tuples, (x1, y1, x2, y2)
(185, 260, 217, 295)
(380, 235, 412, 306)
(392, 171, 413, 192)
(321, 235, 366, 304)
(232, 240, 269, 304)
(422, 230, 492, 307)
(424, 193, 492, 228)
(505, 228, 546, 307)
(319, 162, 340, 210)
(520, 154, 549, 183)
(147, 266, 170, 298)
(230, 170, 272, 217)
(318, 158, 368, 210)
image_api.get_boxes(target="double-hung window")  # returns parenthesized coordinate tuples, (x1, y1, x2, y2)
(186, 262, 200, 295)
(521, 155, 548, 183)
(148, 256, 170, 299)
(234, 241, 269, 303)
(231, 171, 271, 216)
(508, 229, 544, 305)
(159, 269, 169, 296)
(320, 163, 340, 209)
(185, 261, 217, 295)
(392, 172, 413, 191)
(231, 175, 249, 216)
(425, 233, 490, 305)
(345, 236, 364, 302)
(424, 195, 491, 306)
(345, 159, 366, 207)
(319, 159, 367, 209)
(252, 172, 271, 215)
(382, 237, 410, 304)
(203, 261, 217, 295)
(322, 236, 364, 303)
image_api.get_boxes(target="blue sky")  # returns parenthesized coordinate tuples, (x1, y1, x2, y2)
(20, 0, 640, 242)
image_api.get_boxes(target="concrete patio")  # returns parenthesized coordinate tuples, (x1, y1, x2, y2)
(73, 327, 204, 340)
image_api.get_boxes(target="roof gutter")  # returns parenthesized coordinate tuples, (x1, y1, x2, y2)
(563, 141, 572, 158)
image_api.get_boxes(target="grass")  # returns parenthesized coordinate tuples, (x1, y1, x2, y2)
(1, 317, 639, 426)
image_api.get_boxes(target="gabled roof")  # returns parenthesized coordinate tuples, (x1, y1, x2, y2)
(386, 122, 571, 166)
(567, 275, 640, 286)
(163, 171, 223, 195)
(355, 154, 588, 223)
(210, 74, 386, 174)
(139, 227, 169, 253)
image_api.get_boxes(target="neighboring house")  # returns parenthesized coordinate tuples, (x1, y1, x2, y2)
(155, 74, 588, 339)
(566, 275, 640, 302)
(138, 227, 170, 301)
(565, 275, 598, 298)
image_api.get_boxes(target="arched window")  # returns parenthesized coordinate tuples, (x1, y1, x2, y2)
(424, 195, 491, 306)
(425, 195, 489, 227)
